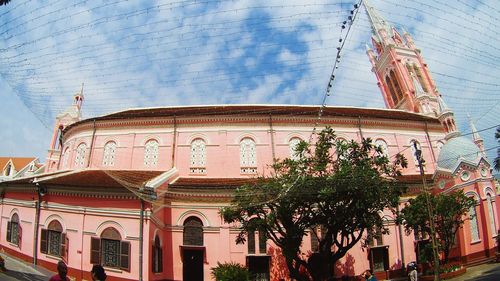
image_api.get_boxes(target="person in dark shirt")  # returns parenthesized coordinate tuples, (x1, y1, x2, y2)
(91, 264, 107, 281)
(49, 261, 70, 281)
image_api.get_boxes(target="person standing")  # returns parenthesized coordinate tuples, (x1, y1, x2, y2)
(49, 261, 70, 281)
(91, 264, 107, 281)
(408, 262, 418, 281)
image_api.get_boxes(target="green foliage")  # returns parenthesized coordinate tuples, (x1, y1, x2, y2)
(398, 190, 476, 264)
(211, 262, 250, 281)
(221, 127, 407, 281)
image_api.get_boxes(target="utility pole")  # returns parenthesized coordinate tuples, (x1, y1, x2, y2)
(414, 142, 441, 281)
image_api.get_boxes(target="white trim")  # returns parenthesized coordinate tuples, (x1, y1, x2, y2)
(141, 136, 162, 146)
(100, 138, 120, 148)
(43, 214, 66, 231)
(235, 133, 260, 144)
(96, 220, 127, 239)
(145, 167, 178, 189)
(483, 187, 495, 198)
(8, 208, 19, 218)
(177, 210, 210, 227)
(284, 133, 305, 144)
(186, 133, 210, 145)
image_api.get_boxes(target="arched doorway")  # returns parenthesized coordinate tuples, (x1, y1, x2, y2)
(182, 216, 204, 281)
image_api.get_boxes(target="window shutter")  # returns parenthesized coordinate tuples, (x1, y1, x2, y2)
(90, 237, 101, 264)
(120, 241, 130, 272)
(40, 229, 48, 254)
(61, 233, 68, 262)
(158, 247, 163, 273)
(6, 222, 11, 242)
(18, 225, 22, 246)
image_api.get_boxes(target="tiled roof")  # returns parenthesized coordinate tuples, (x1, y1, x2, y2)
(396, 174, 433, 183)
(0, 157, 36, 171)
(36, 169, 164, 188)
(169, 177, 259, 189)
(65, 104, 440, 131)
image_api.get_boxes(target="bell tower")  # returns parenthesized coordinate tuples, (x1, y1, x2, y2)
(45, 85, 85, 172)
(364, 0, 459, 139)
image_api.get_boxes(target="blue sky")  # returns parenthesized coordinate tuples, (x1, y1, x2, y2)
(0, 0, 498, 167)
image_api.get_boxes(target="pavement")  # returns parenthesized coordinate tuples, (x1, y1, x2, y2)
(446, 262, 500, 281)
(0, 251, 499, 281)
(0, 252, 52, 281)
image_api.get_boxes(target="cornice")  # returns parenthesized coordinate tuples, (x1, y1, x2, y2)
(1, 183, 137, 199)
(64, 114, 442, 141)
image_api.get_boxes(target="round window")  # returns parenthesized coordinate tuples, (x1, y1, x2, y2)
(460, 171, 470, 181)
(480, 167, 487, 177)
(438, 180, 446, 190)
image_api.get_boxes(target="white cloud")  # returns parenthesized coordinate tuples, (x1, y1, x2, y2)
(0, 0, 498, 164)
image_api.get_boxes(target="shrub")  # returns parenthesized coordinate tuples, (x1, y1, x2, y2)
(211, 262, 250, 281)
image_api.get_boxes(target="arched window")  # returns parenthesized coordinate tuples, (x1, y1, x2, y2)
(183, 217, 203, 246)
(7, 213, 20, 246)
(386, 76, 399, 105)
(413, 65, 428, 93)
(390, 70, 404, 102)
(90, 227, 130, 271)
(62, 147, 70, 169)
(486, 193, 497, 236)
(41, 220, 67, 261)
(410, 140, 422, 166)
(374, 139, 389, 157)
(240, 138, 257, 174)
(289, 137, 302, 160)
(153, 235, 163, 273)
(102, 141, 117, 166)
(247, 221, 267, 255)
(144, 139, 159, 167)
(368, 226, 388, 272)
(75, 143, 87, 168)
(468, 195, 480, 242)
(190, 138, 206, 174)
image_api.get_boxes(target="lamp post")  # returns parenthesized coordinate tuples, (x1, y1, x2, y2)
(414, 142, 441, 281)
(138, 186, 157, 281)
(33, 183, 47, 267)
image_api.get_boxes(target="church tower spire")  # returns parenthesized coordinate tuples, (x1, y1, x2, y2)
(364, 0, 438, 113)
(45, 85, 85, 172)
(363, 0, 459, 139)
(468, 114, 485, 154)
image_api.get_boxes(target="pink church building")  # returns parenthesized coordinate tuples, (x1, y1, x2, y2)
(0, 2, 498, 281)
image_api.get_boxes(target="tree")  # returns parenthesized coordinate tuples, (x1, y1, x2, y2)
(495, 126, 500, 171)
(0, 0, 12, 6)
(221, 127, 407, 281)
(398, 190, 476, 264)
